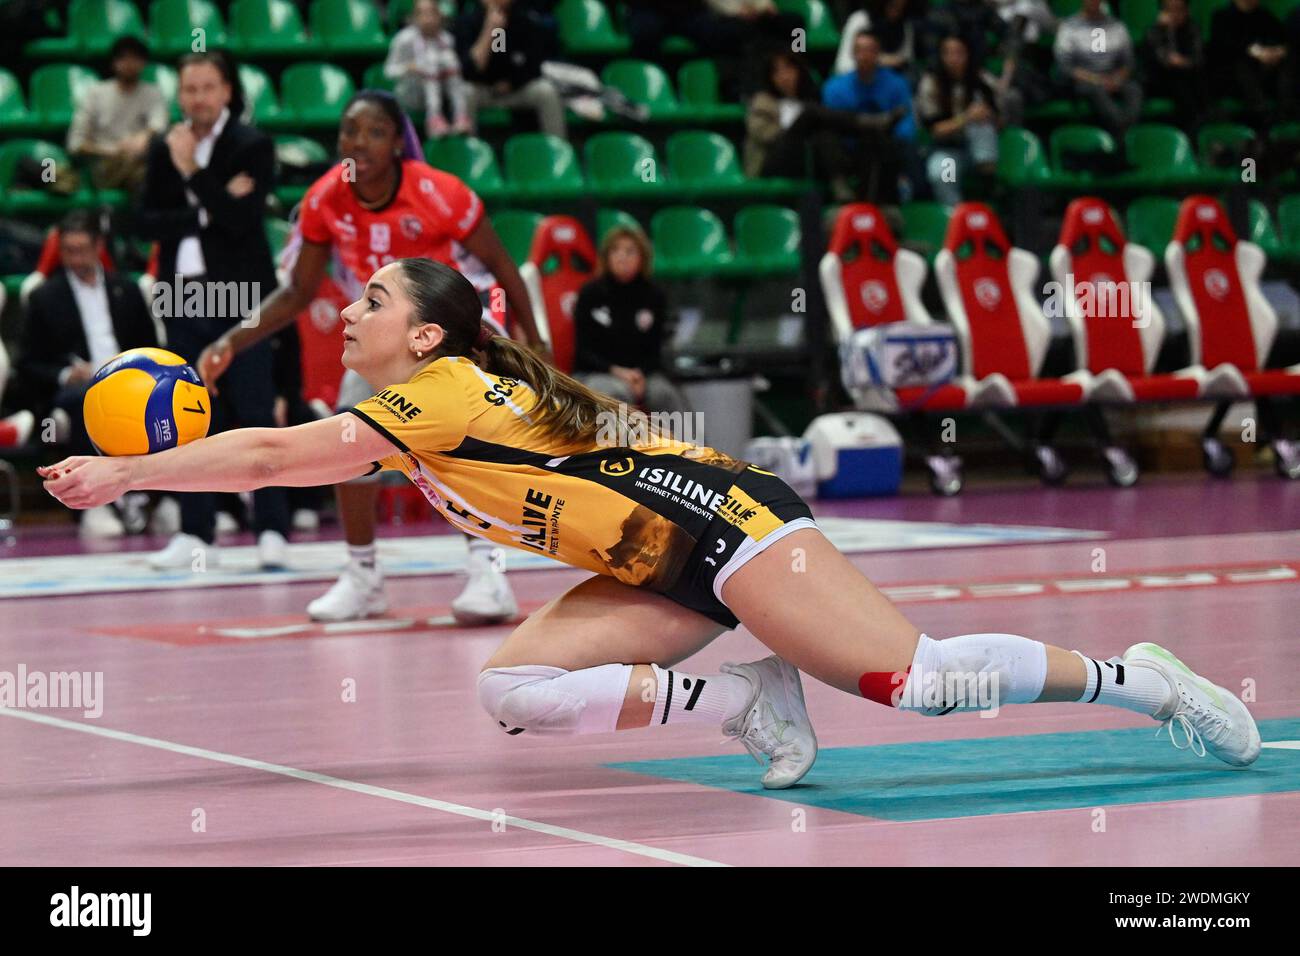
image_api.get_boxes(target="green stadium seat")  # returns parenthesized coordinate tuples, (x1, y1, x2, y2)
(997, 127, 1052, 187)
(774, 0, 840, 52)
(1196, 122, 1258, 184)
(596, 208, 643, 242)
(0, 69, 35, 136)
(666, 130, 746, 197)
(1246, 199, 1282, 258)
(677, 60, 745, 124)
(1270, 121, 1300, 187)
(229, 0, 310, 58)
(583, 131, 668, 200)
(148, 0, 228, 59)
(491, 209, 543, 265)
(1277, 194, 1300, 261)
(361, 62, 395, 93)
(424, 135, 508, 201)
(1125, 195, 1180, 252)
(265, 217, 293, 259)
(274, 134, 331, 205)
(277, 63, 356, 129)
(557, 0, 630, 56)
(27, 0, 146, 59)
(732, 205, 801, 275)
(898, 201, 950, 263)
(1122, 0, 1161, 40)
(601, 60, 680, 121)
(309, 0, 389, 58)
(1048, 124, 1118, 188)
(0, 139, 97, 216)
(238, 63, 285, 126)
(140, 62, 181, 121)
(29, 64, 99, 133)
(503, 133, 585, 201)
(651, 206, 734, 278)
(1122, 123, 1206, 188)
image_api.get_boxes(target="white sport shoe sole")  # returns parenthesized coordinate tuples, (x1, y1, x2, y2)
(451, 570, 518, 626)
(1124, 642, 1261, 767)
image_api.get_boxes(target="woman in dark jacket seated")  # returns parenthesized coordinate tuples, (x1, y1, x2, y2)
(573, 226, 690, 416)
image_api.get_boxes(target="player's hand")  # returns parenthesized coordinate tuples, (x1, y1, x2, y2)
(198, 337, 234, 395)
(226, 173, 255, 197)
(39, 457, 134, 510)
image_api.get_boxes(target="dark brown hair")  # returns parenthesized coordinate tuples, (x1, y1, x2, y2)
(598, 225, 654, 278)
(395, 258, 623, 445)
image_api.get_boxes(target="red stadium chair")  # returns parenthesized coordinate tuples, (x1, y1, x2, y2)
(1049, 197, 1244, 403)
(1165, 195, 1300, 478)
(519, 215, 597, 375)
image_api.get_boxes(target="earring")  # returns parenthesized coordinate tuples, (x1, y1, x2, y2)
(415, 350, 424, 359)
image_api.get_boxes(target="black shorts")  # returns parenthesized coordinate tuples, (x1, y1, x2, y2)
(659, 466, 816, 630)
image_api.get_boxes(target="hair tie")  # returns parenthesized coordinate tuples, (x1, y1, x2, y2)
(474, 322, 495, 351)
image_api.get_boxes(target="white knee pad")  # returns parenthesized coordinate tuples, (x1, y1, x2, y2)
(897, 633, 1047, 715)
(476, 663, 633, 736)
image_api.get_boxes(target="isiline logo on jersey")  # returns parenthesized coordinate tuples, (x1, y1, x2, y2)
(374, 388, 422, 423)
(599, 457, 634, 477)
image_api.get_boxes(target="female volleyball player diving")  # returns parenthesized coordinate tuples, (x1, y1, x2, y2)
(41, 259, 1261, 788)
(197, 88, 546, 625)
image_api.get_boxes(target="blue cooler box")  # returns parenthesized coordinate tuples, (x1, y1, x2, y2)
(803, 412, 903, 498)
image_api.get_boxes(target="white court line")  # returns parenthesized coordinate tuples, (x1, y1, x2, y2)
(1262, 741, 1300, 750)
(0, 707, 727, 868)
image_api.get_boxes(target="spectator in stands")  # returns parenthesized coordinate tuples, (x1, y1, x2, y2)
(917, 35, 1000, 205)
(137, 51, 290, 571)
(1054, 0, 1143, 137)
(625, 0, 745, 60)
(454, 0, 567, 138)
(19, 211, 156, 537)
(823, 29, 917, 203)
(923, 0, 1005, 69)
(1286, 6, 1300, 117)
(386, 0, 470, 139)
(66, 36, 169, 194)
(834, 0, 920, 78)
(1208, 0, 1289, 127)
(1141, 0, 1207, 130)
(745, 52, 859, 200)
(574, 227, 690, 416)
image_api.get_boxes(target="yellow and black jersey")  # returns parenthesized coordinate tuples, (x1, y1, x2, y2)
(347, 357, 810, 611)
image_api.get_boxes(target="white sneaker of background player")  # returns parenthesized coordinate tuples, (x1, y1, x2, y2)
(79, 504, 125, 539)
(148, 497, 180, 536)
(214, 511, 240, 535)
(721, 655, 819, 789)
(307, 561, 387, 621)
(258, 530, 289, 570)
(1124, 642, 1261, 767)
(148, 532, 217, 571)
(451, 547, 518, 625)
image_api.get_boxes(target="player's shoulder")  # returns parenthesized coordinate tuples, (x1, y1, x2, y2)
(403, 159, 471, 196)
(302, 164, 353, 212)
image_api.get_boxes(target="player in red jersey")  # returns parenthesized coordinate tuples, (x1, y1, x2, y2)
(198, 90, 546, 623)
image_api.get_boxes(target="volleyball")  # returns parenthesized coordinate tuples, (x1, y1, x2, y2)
(82, 348, 211, 457)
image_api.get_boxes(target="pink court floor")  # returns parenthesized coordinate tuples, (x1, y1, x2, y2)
(2, 474, 1298, 867)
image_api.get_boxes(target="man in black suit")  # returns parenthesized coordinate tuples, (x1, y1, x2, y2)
(20, 210, 158, 536)
(137, 50, 291, 571)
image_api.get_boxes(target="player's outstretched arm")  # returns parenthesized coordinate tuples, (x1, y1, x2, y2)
(40, 415, 395, 509)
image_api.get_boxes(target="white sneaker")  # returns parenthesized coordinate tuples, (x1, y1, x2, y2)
(721, 655, 818, 789)
(79, 504, 125, 539)
(307, 562, 387, 621)
(148, 533, 217, 571)
(451, 547, 518, 625)
(1123, 642, 1261, 767)
(258, 530, 289, 570)
(292, 508, 320, 532)
(148, 497, 181, 536)
(215, 511, 240, 535)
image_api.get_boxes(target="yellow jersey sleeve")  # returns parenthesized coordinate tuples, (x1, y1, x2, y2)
(347, 362, 472, 462)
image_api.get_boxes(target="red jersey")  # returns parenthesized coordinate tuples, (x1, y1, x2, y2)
(297, 158, 484, 298)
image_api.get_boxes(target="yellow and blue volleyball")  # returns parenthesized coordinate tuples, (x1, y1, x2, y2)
(83, 348, 211, 456)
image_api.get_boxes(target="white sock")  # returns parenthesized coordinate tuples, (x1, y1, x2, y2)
(348, 543, 377, 573)
(466, 535, 502, 570)
(1072, 651, 1172, 716)
(649, 664, 752, 727)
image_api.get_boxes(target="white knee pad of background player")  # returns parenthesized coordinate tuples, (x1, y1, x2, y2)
(897, 633, 1047, 715)
(477, 663, 633, 735)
